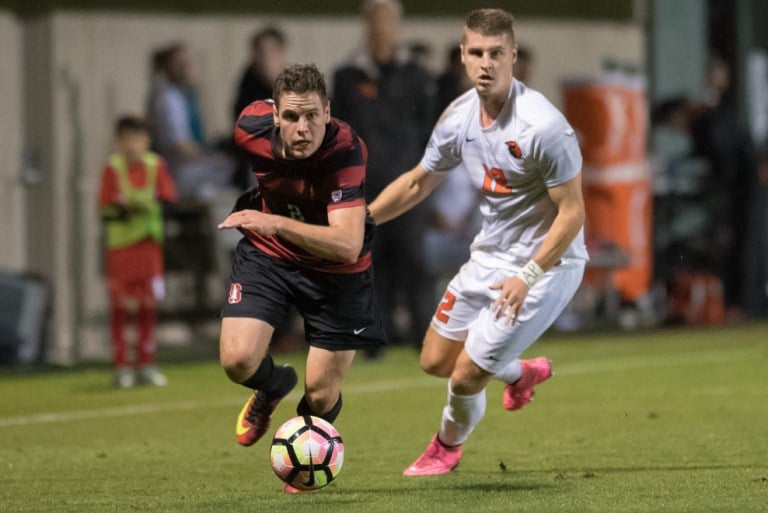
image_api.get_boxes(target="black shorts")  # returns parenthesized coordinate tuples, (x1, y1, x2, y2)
(221, 239, 386, 351)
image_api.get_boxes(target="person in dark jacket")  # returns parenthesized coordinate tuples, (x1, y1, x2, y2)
(332, 0, 437, 352)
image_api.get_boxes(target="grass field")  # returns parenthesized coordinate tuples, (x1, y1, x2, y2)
(1, 323, 767, 512)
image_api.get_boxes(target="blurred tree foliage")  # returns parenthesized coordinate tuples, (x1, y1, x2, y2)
(1, 0, 633, 21)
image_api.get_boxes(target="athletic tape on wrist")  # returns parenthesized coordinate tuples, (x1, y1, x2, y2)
(516, 260, 545, 288)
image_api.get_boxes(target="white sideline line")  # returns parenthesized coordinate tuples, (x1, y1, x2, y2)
(0, 377, 441, 428)
(0, 350, 749, 428)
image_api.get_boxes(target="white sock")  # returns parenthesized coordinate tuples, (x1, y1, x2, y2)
(439, 380, 487, 446)
(493, 359, 522, 385)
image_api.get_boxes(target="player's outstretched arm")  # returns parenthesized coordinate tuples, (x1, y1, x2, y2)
(218, 205, 365, 264)
(368, 164, 444, 225)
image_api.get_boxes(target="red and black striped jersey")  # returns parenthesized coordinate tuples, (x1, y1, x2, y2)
(234, 100, 374, 273)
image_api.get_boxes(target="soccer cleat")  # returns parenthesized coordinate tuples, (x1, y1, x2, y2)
(113, 368, 135, 389)
(137, 366, 168, 387)
(236, 365, 298, 447)
(502, 357, 552, 411)
(402, 434, 462, 476)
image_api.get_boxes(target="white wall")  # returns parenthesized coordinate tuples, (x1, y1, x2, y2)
(0, 12, 25, 272)
(25, 11, 644, 362)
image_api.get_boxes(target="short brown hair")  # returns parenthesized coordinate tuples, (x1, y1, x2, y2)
(273, 63, 328, 106)
(115, 115, 149, 136)
(464, 8, 516, 43)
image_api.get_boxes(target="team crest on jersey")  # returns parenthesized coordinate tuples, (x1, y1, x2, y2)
(228, 283, 243, 304)
(506, 141, 524, 159)
(331, 189, 343, 203)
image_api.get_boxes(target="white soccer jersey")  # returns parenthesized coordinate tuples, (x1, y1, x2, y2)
(422, 80, 589, 268)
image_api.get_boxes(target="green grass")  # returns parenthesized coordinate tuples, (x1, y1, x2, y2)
(1, 324, 767, 512)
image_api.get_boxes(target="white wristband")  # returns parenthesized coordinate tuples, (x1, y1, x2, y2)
(516, 260, 545, 288)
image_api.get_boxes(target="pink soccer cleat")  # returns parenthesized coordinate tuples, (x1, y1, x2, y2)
(402, 434, 462, 476)
(502, 357, 552, 411)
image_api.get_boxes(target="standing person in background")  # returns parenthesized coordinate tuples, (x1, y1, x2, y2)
(436, 45, 473, 114)
(513, 45, 534, 84)
(369, 8, 587, 475)
(100, 115, 177, 388)
(231, 27, 288, 192)
(333, 0, 437, 353)
(232, 27, 288, 120)
(691, 55, 757, 319)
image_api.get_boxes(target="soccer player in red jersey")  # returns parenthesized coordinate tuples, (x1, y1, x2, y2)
(99, 115, 177, 388)
(218, 64, 385, 491)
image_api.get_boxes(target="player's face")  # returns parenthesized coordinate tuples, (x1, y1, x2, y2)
(461, 29, 517, 99)
(273, 92, 330, 160)
(116, 131, 150, 162)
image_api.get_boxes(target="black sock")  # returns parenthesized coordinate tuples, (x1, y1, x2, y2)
(241, 354, 274, 390)
(296, 393, 343, 423)
(240, 354, 295, 396)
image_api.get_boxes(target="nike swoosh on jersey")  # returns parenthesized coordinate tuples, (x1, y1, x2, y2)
(353, 327, 367, 335)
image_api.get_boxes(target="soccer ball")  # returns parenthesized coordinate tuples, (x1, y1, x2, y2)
(269, 415, 344, 491)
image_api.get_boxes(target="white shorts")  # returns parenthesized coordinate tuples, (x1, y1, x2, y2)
(431, 256, 585, 373)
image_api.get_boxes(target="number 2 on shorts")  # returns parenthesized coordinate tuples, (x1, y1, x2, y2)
(435, 291, 456, 323)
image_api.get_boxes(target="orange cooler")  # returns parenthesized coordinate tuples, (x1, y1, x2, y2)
(564, 76, 652, 303)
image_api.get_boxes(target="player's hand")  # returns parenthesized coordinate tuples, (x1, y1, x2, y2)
(217, 209, 281, 236)
(489, 276, 529, 325)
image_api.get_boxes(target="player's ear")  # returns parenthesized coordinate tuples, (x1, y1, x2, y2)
(323, 100, 331, 123)
(273, 102, 279, 124)
(460, 43, 466, 64)
(511, 43, 518, 64)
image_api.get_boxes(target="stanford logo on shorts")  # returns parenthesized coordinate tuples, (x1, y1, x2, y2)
(228, 283, 243, 304)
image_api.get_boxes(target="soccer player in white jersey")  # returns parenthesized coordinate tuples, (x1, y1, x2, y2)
(369, 8, 588, 476)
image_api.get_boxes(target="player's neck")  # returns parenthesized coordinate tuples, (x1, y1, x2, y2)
(478, 94, 506, 127)
(477, 81, 512, 128)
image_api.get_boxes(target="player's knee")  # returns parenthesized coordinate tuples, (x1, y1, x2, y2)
(419, 353, 453, 378)
(219, 340, 256, 383)
(303, 383, 336, 414)
(449, 361, 489, 395)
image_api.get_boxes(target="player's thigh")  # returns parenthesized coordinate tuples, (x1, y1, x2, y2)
(424, 262, 491, 375)
(219, 317, 275, 375)
(304, 346, 356, 398)
(465, 262, 585, 374)
(419, 326, 464, 377)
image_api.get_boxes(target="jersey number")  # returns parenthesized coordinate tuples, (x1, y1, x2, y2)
(286, 204, 305, 221)
(481, 164, 513, 195)
(435, 291, 457, 323)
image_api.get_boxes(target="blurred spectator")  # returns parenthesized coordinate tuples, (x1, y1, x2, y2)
(422, 169, 480, 293)
(232, 26, 287, 119)
(690, 54, 759, 319)
(231, 27, 288, 191)
(514, 45, 534, 84)
(408, 40, 434, 70)
(146, 42, 234, 198)
(99, 115, 177, 388)
(436, 44, 472, 114)
(332, 0, 437, 350)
